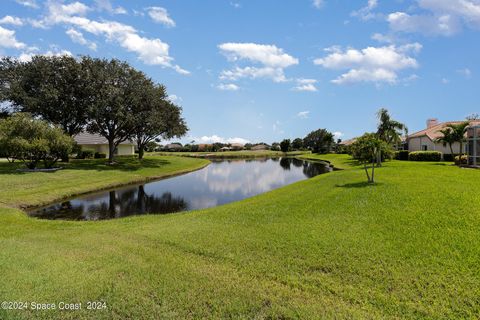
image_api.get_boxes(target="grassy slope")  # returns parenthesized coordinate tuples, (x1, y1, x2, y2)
(0, 156, 210, 208)
(1, 155, 480, 319)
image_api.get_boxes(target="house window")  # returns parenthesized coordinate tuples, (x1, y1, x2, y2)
(422, 145, 428, 151)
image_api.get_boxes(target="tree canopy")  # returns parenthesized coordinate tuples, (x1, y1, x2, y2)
(2, 55, 91, 136)
(351, 133, 390, 183)
(303, 129, 334, 154)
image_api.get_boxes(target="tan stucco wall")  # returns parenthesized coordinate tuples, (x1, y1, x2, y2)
(408, 137, 466, 154)
(79, 144, 135, 157)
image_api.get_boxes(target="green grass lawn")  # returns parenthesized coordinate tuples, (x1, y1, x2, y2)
(0, 156, 210, 208)
(1, 155, 479, 319)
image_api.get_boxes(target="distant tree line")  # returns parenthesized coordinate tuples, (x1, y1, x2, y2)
(0, 55, 187, 164)
(278, 129, 336, 154)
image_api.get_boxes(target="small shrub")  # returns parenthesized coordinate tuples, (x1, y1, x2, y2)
(76, 150, 95, 159)
(443, 154, 456, 162)
(454, 155, 468, 165)
(395, 150, 409, 161)
(408, 151, 442, 162)
(94, 152, 107, 159)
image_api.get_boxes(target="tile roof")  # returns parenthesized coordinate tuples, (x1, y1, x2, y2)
(408, 120, 480, 141)
(74, 132, 134, 145)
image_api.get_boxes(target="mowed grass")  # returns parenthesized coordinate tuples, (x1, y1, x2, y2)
(1, 155, 480, 319)
(0, 156, 210, 208)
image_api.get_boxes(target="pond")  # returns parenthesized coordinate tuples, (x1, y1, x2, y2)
(28, 157, 332, 221)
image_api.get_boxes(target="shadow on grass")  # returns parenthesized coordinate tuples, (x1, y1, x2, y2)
(0, 157, 171, 174)
(336, 181, 383, 188)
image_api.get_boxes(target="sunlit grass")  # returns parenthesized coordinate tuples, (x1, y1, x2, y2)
(1, 154, 479, 319)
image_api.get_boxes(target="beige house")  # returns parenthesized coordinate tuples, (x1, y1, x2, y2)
(408, 119, 480, 155)
(74, 133, 135, 157)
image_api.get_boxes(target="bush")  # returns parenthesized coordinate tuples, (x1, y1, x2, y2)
(443, 154, 456, 162)
(0, 113, 74, 169)
(395, 150, 409, 161)
(454, 155, 468, 165)
(76, 149, 95, 159)
(94, 152, 107, 159)
(408, 151, 442, 162)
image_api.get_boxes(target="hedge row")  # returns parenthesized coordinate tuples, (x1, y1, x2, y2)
(408, 151, 443, 162)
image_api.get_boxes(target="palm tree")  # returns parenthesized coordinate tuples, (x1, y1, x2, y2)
(446, 121, 470, 158)
(376, 108, 406, 165)
(435, 128, 456, 156)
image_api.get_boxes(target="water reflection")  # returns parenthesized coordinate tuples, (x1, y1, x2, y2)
(29, 158, 331, 221)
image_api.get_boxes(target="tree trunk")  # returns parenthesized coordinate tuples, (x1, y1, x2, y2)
(138, 145, 145, 160)
(364, 163, 371, 182)
(108, 138, 115, 164)
(376, 152, 382, 167)
(449, 144, 454, 158)
(371, 157, 375, 183)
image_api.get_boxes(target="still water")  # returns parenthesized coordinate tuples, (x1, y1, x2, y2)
(28, 158, 332, 221)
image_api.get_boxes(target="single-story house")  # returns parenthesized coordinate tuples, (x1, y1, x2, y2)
(339, 138, 357, 146)
(74, 133, 135, 157)
(408, 118, 480, 155)
(230, 143, 245, 151)
(251, 144, 270, 151)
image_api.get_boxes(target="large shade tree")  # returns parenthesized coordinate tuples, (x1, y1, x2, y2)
(83, 58, 144, 163)
(131, 83, 188, 160)
(303, 129, 334, 154)
(2, 55, 90, 136)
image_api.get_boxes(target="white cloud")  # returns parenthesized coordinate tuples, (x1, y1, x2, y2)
(297, 111, 310, 119)
(457, 68, 472, 78)
(312, 0, 324, 9)
(17, 49, 72, 63)
(94, 0, 127, 15)
(220, 66, 288, 82)
(230, 2, 241, 9)
(293, 78, 318, 92)
(193, 135, 250, 144)
(314, 43, 422, 84)
(351, 0, 378, 20)
(218, 43, 298, 83)
(387, 12, 460, 36)
(0, 26, 26, 49)
(442, 77, 450, 84)
(371, 33, 395, 44)
(0, 16, 24, 26)
(219, 43, 298, 68)
(168, 94, 182, 103)
(15, 0, 39, 9)
(387, 0, 480, 36)
(32, 1, 188, 74)
(333, 131, 344, 139)
(147, 7, 175, 27)
(217, 83, 240, 91)
(66, 28, 97, 51)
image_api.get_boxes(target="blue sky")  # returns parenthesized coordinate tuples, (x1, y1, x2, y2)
(1, 0, 479, 144)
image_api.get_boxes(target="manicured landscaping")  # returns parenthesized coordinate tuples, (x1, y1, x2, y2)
(0, 156, 210, 209)
(1, 154, 480, 319)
